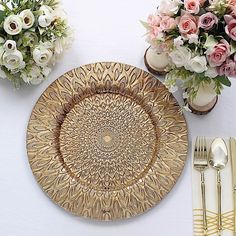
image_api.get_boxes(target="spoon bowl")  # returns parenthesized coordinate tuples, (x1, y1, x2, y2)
(209, 138, 228, 170)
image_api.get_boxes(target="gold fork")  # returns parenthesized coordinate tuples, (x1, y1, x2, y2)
(194, 137, 208, 236)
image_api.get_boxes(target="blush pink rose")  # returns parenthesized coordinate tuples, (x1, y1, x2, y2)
(147, 14, 161, 27)
(178, 13, 199, 36)
(184, 0, 200, 14)
(228, 0, 236, 10)
(160, 16, 176, 32)
(199, 12, 218, 30)
(218, 59, 236, 77)
(207, 39, 231, 67)
(225, 15, 236, 41)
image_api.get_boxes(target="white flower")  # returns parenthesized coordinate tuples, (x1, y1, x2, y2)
(0, 67, 6, 79)
(157, 0, 182, 16)
(187, 34, 199, 44)
(4, 40, 17, 53)
(42, 66, 52, 77)
(0, 47, 5, 64)
(33, 43, 53, 66)
(19, 9, 35, 29)
(3, 50, 24, 70)
(21, 65, 44, 84)
(169, 46, 192, 68)
(174, 36, 184, 48)
(205, 67, 218, 78)
(187, 56, 208, 73)
(0, 37, 5, 44)
(38, 5, 54, 28)
(4, 15, 22, 35)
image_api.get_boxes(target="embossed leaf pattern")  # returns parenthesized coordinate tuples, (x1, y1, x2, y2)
(27, 62, 188, 221)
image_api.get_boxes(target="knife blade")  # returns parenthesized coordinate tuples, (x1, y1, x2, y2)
(230, 137, 236, 235)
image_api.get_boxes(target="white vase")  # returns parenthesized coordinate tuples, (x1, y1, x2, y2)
(187, 82, 218, 115)
(144, 47, 171, 75)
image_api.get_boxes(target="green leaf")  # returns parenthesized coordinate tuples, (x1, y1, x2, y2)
(204, 35, 218, 49)
(231, 41, 236, 55)
(140, 20, 150, 29)
(0, 11, 6, 23)
(215, 75, 231, 87)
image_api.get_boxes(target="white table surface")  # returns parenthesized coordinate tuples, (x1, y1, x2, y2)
(0, 0, 236, 235)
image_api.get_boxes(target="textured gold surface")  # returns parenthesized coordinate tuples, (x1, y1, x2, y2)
(194, 209, 234, 235)
(27, 62, 188, 221)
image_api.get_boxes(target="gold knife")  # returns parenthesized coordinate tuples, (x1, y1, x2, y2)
(230, 137, 236, 235)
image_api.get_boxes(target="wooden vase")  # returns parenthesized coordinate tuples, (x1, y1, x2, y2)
(144, 47, 171, 76)
(186, 83, 218, 115)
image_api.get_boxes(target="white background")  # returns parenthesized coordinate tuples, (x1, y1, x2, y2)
(0, 0, 236, 235)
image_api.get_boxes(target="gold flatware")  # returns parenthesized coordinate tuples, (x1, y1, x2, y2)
(209, 138, 228, 236)
(230, 137, 236, 236)
(194, 137, 208, 236)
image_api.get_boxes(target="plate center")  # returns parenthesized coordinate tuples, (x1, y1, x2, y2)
(59, 93, 158, 191)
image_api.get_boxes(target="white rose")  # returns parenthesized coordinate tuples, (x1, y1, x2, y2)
(205, 67, 218, 78)
(4, 15, 22, 35)
(4, 40, 17, 53)
(30, 66, 44, 85)
(19, 9, 35, 29)
(187, 34, 199, 44)
(157, 0, 182, 16)
(0, 67, 6, 79)
(33, 43, 53, 66)
(38, 5, 54, 27)
(3, 50, 24, 70)
(169, 46, 192, 68)
(0, 37, 5, 44)
(21, 65, 44, 84)
(187, 56, 208, 73)
(174, 36, 184, 48)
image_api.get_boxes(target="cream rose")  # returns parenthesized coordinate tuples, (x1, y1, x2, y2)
(21, 65, 44, 84)
(4, 40, 17, 53)
(3, 50, 24, 70)
(38, 5, 54, 28)
(169, 46, 192, 68)
(33, 43, 53, 66)
(20, 9, 35, 29)
(205, 67, 218, 78)
(187, 56, 208, 73)
(4, 15, 22, 35)
(157, 0, 182, 16)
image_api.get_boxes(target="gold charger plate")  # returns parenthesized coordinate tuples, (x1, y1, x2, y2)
(27, 62, 188, 221)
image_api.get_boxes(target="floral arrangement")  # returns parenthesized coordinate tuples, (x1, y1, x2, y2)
(143, 0, 236, 100)
(0, 0, 73, 87)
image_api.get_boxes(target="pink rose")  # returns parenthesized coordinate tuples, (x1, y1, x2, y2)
(225, 15, 236, 41)
(160, 16, 176, 32)
(149, 27, 163, 40)
(217, 59, 236, 77)
(207, 39, 231, 67)
(184, 0, 200, 14)
(178, 13, 199, 36)
(228, 0, 236, 10)
(199, 13, 218, 30)
(147, 14, 161, 27)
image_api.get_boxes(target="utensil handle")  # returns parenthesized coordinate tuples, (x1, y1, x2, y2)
(217, 170, 222, 233)
(201, 172, 207, 235)
(232, 190, 236, 236)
